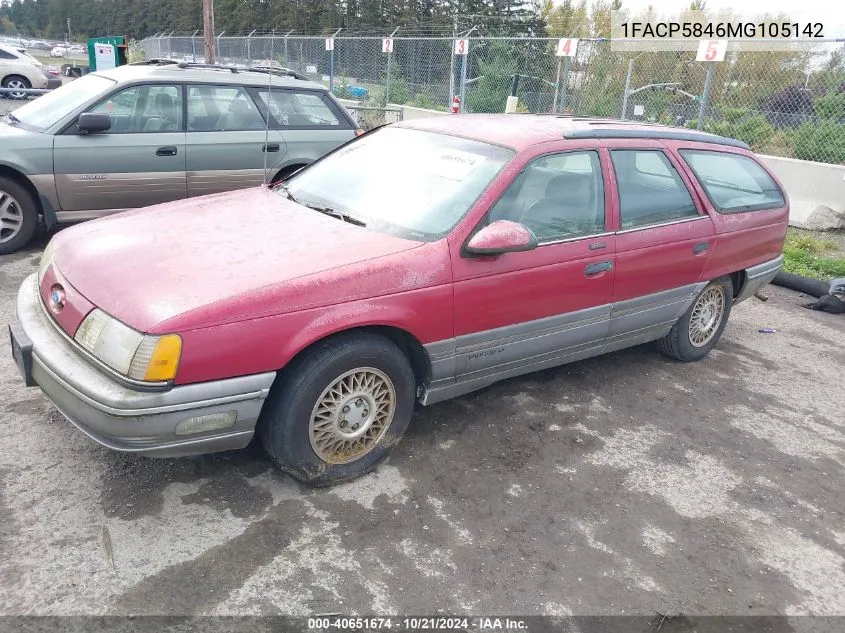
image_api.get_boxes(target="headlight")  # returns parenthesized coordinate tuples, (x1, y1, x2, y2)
(38, 241, 54, 284)
(74, 309, 182, 382)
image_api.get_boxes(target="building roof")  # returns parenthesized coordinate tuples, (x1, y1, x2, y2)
(398, 114, 750, 151)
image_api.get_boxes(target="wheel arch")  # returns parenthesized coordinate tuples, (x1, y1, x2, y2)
(728, 270, 747, 299)
(0, 164, 41, 211)
(279, 324, 431, 391)
(271, 162, 309, 183)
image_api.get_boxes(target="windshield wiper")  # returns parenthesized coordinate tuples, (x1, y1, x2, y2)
(305, 204, 367, 227)
(278, 184, 297, 203)
(280, 185, 365, 227)
(5, 113, 20, 126)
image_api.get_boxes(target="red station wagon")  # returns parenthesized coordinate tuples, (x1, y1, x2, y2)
(9, 115, 788, 485)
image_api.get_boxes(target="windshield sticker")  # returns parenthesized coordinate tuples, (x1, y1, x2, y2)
(426, 150, 487, 180)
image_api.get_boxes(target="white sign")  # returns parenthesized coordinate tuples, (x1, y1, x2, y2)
(325, 38, 335, 51)
(555, 38, 579, 58)
(382, 38, 394, 53)
(633, 104, 645, 116)
(696, 39, 727, 62)
(306, 64, 317, 74)
(95, 43, 116, 70)
(454, 39, 469, 55)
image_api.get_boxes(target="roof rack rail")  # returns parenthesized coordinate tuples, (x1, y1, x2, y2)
(131, 58, 179, 66)
(246, 65, 308, 81)
(175, 61, 239, 72)
(564, 127, 750, 149)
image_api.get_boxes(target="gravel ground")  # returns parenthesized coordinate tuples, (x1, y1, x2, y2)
(1, 233, 844, 622)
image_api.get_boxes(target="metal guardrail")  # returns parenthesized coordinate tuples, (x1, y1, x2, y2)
(0, 88, 52, 96)
(342, 104, 403, 130)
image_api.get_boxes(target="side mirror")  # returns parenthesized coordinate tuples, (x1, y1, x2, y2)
(464, 220, 538, 257)
(77, 112, 111, 135)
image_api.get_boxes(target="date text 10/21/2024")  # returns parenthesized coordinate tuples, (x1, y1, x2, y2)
(307, 617, 528, 630)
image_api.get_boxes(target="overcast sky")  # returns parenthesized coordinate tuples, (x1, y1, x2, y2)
(559, 0, 845, 38)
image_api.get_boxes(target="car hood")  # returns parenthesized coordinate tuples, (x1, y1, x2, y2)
(50, 187, 427, 333)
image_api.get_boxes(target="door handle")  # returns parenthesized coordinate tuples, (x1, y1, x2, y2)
(584, 261, 613, 276)
(156, 146, 177, 156)
(262, 143, 280, 153)
(693, 241, 710, 254)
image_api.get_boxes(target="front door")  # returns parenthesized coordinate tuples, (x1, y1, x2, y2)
(604, 144, 717, 352)
(184, 84, 287, 196)
(53, 83, 187, 213)
(449, 147, 616, 392)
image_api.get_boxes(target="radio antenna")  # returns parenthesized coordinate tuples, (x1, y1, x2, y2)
(262, 62, 273, 187)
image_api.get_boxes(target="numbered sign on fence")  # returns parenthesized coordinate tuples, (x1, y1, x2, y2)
(555, 38, 579, 57)
(454, 39, 469, 55)
(696, 39, 727, 62)
(325, 38, 335, 51)
(382, 38, 394, 53)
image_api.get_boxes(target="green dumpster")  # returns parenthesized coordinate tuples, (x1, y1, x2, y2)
(87, 36, 128, 71)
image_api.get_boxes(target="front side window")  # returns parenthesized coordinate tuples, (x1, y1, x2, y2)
(256, 89, 344, 128)
(90, 84, 182, 133)
(9, 74, 115, 130)
(187, 85, 266, 131)
(610, 150, 699, 229)
(488, 151, 605, 243)
(680, 150, 785, 213)
(284, 127, 514, 241)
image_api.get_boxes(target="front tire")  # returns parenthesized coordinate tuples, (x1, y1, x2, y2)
(259, 332, 416, 486)
(2, 75, 31, 100)
(657, 277, 733, 362)
(0, 177, 38, 255)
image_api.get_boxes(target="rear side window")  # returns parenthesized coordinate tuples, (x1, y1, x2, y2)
(0, 49, 17, 59)
(254, 88, 348, 129)
(680, 150, 785, 213)
(610, 150, 699, 229)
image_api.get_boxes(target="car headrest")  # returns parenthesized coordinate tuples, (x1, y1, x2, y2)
(545, 173, 593, 206)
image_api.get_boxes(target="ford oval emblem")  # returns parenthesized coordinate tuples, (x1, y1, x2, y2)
(49, 285, 66, 311)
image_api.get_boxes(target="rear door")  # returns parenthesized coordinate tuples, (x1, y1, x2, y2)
(53, 83, 187, 213)
(184, 84, 287, 196)
(672, 145, 789, 281)
(251, 87, 357, 168)
(448, 143, 617, 390)
(604, 141, 717, 352)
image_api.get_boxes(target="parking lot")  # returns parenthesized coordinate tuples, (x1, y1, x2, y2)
(1, 232, 844, 618)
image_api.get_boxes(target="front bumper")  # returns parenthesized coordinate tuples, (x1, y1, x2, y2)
(10, 274, 276, 458)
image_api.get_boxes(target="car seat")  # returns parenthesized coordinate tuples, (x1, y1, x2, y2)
(520, 173, 599, 238)
(142, 92, 178, 132)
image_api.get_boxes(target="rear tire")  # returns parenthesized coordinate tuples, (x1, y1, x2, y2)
(259, 332, 416, 487)
(0, 176, 38, 255)
(657, 277, 733, 362)
(2, 75, 31, 100)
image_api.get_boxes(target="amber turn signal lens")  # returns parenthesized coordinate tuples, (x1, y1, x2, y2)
(143, 334, 182, 382)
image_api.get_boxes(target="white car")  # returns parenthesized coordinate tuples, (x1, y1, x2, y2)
(50, 46, 68, 57)
(0, 43, 48, 99)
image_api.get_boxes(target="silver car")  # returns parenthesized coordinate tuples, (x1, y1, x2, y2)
(0, 61, 360, 254)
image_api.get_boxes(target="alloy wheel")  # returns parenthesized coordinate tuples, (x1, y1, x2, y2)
(688, 286, 726, 348)
(308, 367, 397, 464)
(0, 190, 24, 245)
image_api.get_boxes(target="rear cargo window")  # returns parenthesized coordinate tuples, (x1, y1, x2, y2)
(680, 150, 785, 213)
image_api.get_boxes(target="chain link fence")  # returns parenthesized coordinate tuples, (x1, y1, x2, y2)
(139, 34, 845, 165)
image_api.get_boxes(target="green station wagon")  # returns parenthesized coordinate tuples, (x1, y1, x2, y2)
(0, 61, 360, 254)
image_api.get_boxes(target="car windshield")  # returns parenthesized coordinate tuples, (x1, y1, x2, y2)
(283, 127, 514, 241)
(11, 74, 115, 130)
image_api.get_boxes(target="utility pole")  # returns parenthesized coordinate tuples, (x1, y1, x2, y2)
(66, 18, 71, 44)
(203, 0, 215, 64)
